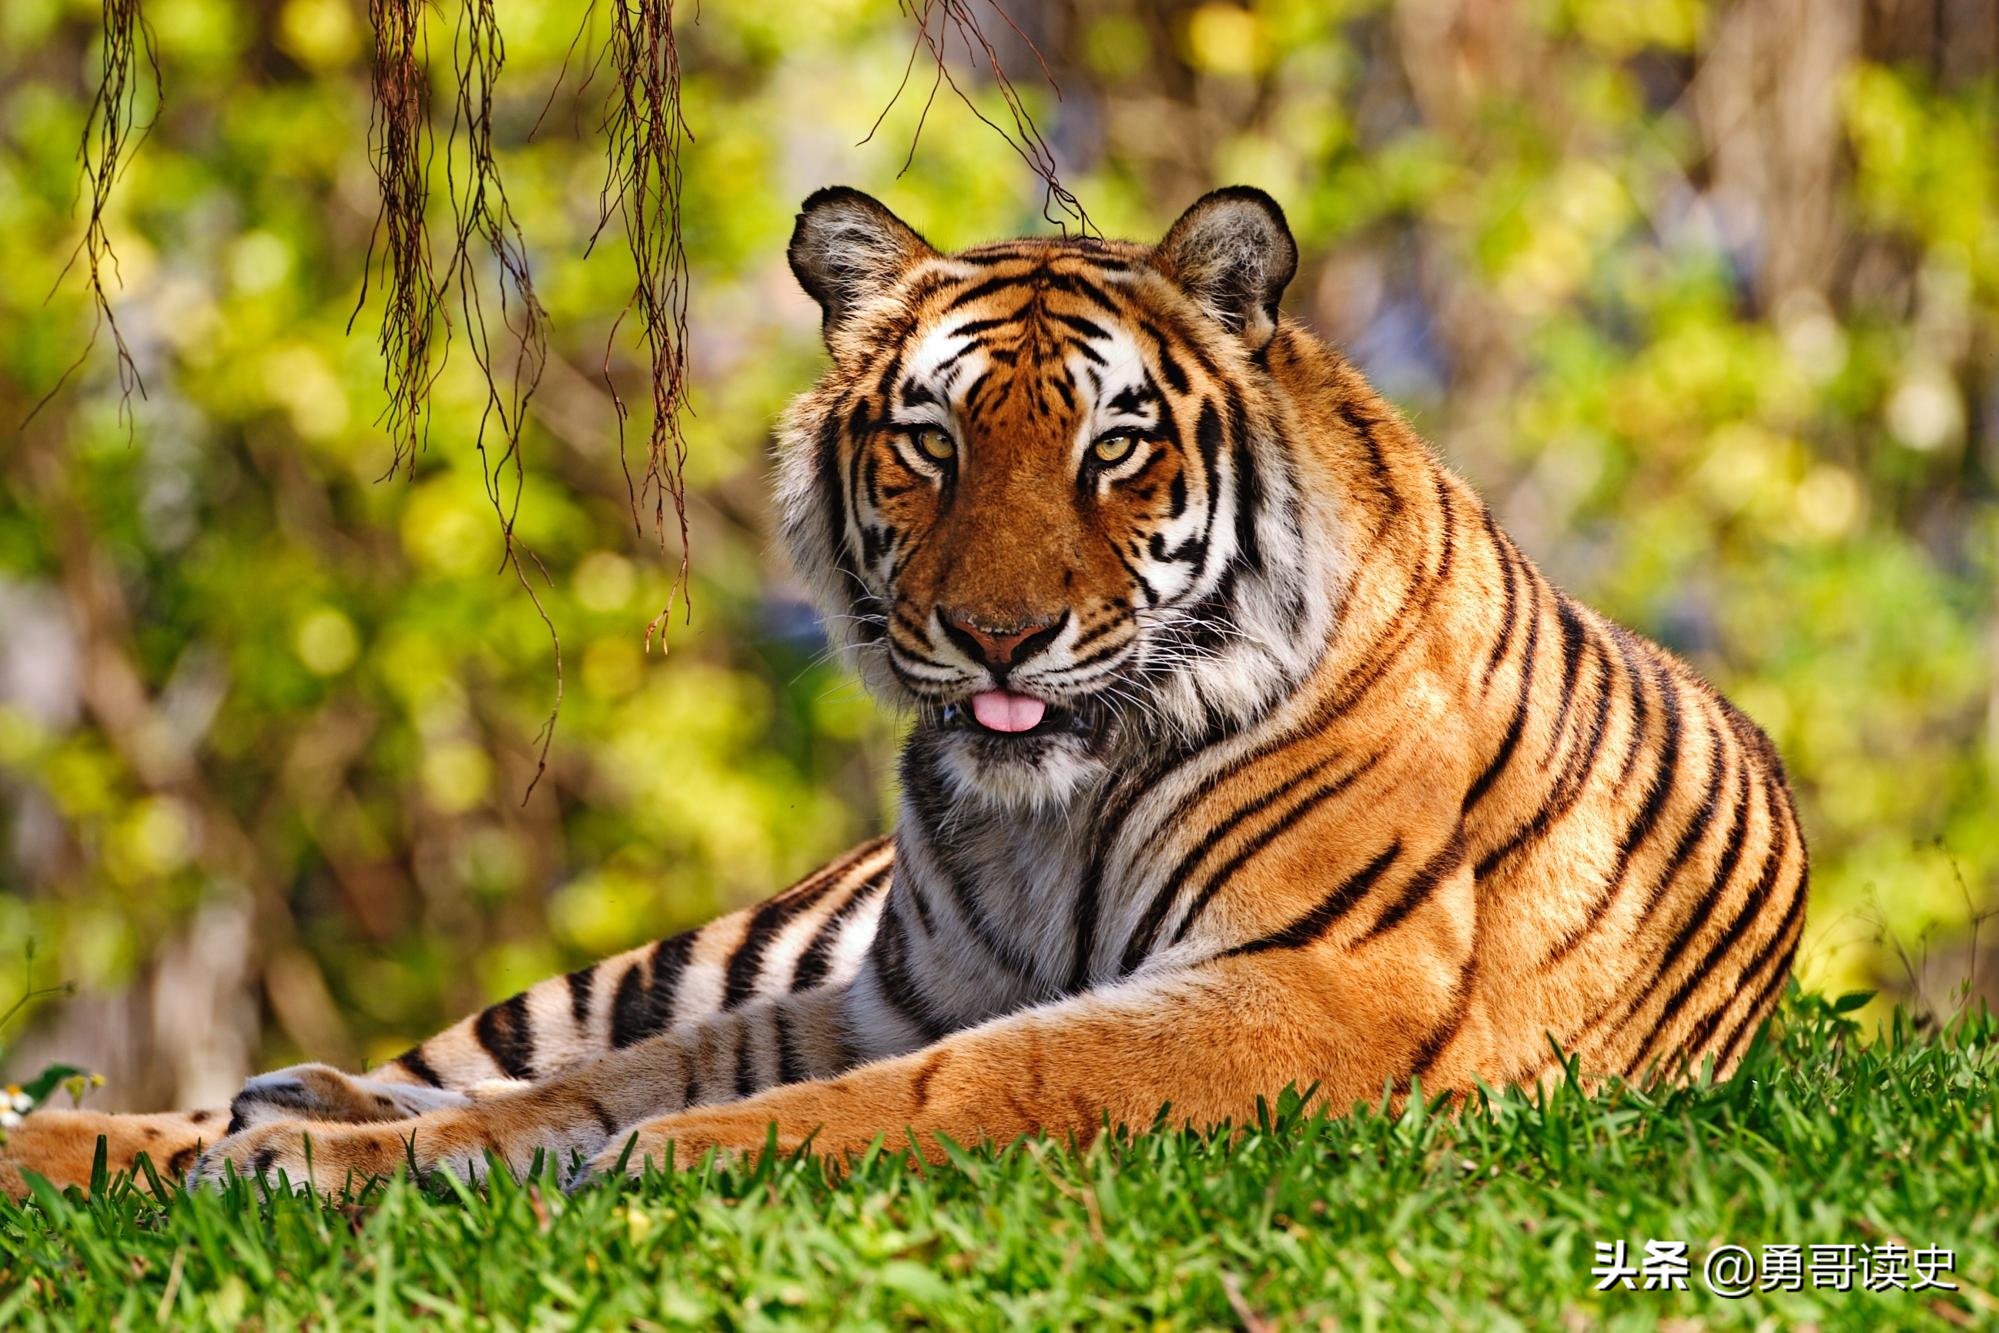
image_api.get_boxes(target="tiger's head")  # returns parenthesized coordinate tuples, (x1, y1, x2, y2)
(778, 187, 1336, 809)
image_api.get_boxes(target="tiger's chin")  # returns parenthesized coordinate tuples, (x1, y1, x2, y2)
(924, 695, 1118, 812)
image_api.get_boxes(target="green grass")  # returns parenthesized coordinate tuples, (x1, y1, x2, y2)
(0, 992, 1993, 1330)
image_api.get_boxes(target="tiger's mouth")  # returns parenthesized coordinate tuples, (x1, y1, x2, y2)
(932, 690, 1109, 742)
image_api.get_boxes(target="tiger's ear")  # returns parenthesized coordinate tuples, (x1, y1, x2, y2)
(1151, 187, 1298, 349)
(788, 187, 938, 340)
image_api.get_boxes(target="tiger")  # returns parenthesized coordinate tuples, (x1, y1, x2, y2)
(0, 186, 1808, 1198)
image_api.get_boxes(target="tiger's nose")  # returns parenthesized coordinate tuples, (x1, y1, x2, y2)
(940, 608, 1065, 674)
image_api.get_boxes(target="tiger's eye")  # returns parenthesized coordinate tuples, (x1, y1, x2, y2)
(1091, 433, 1138, 465)
(914, 428, 955, 462)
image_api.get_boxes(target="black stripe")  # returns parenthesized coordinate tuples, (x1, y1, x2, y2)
(229, 1080, 333, 1134)
(1410, 952, 1479, 1081)
(904, 869, 938, 934)
(474, 992, 536, 1081)
(1610, 627, 1652, 786)
(395, 1046, 444, 1088)
(870, 895, 949, 1042)
(1619, 758, 1756, 1066)
(773, 1008, 805, 1085)
(955, 244, 1051, 263)
(1539, 595, 1590, 764)
(845, 400, 880, 574)
(1540, 655, 1686, 967)
(1194, 400, 1226, 582)
(1639, 715, 1799, 1071)
(1474, 625, 1615, 880)
(1231, 432, 1264, 574)
(1047, 310, 1109, 340)
(1051, 634, 1132, 673)
(1713, 893, 1805, 1070)
(1633, 709, 1732, 920)
(1615, 661, 1688, 885)
(610, 932, 695, 1049)
(792, 862, 892, 991)
(1478, 509, 1518, 691)
(817, 404, 850, 574)
(1169, 753, 1384, 947)
(1306, 484, 1458, 724)
(1119, 750, 1350, 973)
(734, 1022, 758, 1099)
(814, 404, 872, 641)
(1362, 835, 1467, 942)
(1339, 399, 1402, 528)
(942, 272, 1037, 314)
(1147, 328, 1189, 393)
(566, 967, 595, 1027)
(1224, 842, 1402, 957)
(1465, 573, 1543, 809)
(1038, 268, 1127, 316)
(1640, 761, 1796, 1067)
(1108, 541, 1160, 607)
(944, 315, 1018, 339)
(722, 855, 858, 1010)
(1108, 380, 1155, 415)
(1431, 474, 1457, 585)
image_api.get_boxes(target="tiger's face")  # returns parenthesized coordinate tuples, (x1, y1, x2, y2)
(780, 188, 1329, 808)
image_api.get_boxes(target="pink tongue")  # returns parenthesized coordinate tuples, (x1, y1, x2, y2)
(970, 690, 1047, 734)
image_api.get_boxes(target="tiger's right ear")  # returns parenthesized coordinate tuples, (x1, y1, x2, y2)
(788, 187, 938, 340)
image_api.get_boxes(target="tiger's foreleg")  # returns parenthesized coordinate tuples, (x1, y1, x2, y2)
(0, 1109, 226, 1198)
(192, 910, 1462, 1193)
(221, 838, 892, 1136)
(189, 980, 863, 1191)
(2, 839, 894, 1196)
(586, 939, 1462, 1181)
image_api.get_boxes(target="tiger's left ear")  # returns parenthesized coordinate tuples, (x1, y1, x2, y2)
(788, 187, 939, 342)
(1151, 186, 1298, 350)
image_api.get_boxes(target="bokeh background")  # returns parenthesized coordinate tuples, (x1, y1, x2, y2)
(2, 0, 1995, 1109)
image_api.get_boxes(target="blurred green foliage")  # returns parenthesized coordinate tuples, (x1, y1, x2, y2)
(0, 0, 1994, 1100)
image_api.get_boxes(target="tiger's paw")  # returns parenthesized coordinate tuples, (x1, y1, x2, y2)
(226, 1064, 474, 1134)
(190, 1118, 408, 1195)
(0, 1107, 225, 1198)
(192, 1101, 607, 1196)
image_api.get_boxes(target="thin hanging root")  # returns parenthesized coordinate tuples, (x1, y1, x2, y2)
(357, 0, 562, 800)
(449, 0, 559, 803)
(591, 0, 694, 651)
(353, 0, 443, 476)
(26, 0, 161, 430)
(869, 0, 1091, 235)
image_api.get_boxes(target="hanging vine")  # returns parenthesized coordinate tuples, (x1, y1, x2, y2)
(591, 0, 696, 651)
(25, 0, 159, 430)
(874, 1, 1090, 234)
(447, 0, 561, 800)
